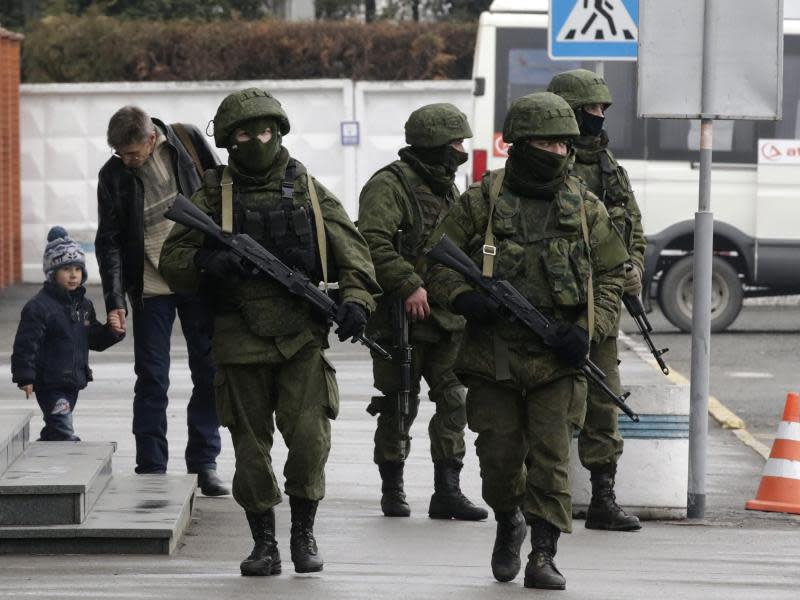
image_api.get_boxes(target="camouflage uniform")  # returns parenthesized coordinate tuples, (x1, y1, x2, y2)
(358, 103, 486, 521)
(548, 69, 646, 531)
(426, 92, 627, 589)
(160, 89, 380, 577)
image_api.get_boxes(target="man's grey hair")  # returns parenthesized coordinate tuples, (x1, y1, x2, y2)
(106, 106, 155, 149)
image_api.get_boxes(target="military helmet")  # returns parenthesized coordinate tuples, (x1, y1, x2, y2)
(211, 88, 291, 148)
(546, 69, 613, 110)
(502, 92, 579, 143)
(404, 103, 473, 148)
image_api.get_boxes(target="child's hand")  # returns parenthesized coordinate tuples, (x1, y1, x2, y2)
(107, 311, 125, 335)
(20, 384, 33, 399)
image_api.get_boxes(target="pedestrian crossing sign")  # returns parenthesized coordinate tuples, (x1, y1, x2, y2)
(549, 0, 638, 61)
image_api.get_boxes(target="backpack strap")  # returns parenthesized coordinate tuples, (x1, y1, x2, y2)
(171, 123, 204, 180)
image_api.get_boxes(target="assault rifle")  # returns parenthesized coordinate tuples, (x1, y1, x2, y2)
(165, 193, 391, 360)
(392, 231, 412, 455)
(426, 234, 639, 422)
(622, 293, 669, 375)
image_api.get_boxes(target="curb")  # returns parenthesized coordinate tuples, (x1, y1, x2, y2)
(619, 332, 771, 460)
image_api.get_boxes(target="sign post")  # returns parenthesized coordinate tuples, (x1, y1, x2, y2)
(638, 0, 782, 519)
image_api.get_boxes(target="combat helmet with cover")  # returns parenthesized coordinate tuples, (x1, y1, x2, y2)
(546, 69, 613, 110)
(211, 88, 291, 148)
(404, 103, 472, 148)
(502, 92, 579, 143)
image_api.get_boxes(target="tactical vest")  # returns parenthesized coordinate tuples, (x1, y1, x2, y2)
(573, 148, 635, 241)
(201, 160, 326, 338)
(365, 160, 464, 338)
(477, 170, 592, 343)
(374, 160, 457, 263)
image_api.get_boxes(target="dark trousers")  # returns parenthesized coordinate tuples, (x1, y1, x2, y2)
(35, 388, 80, 441)
(132, 293, 221, 474)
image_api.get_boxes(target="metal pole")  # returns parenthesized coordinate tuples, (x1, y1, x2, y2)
(688, 0, 715, 519)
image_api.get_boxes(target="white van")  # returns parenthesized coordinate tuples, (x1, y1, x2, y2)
(471, 0, 800, 332)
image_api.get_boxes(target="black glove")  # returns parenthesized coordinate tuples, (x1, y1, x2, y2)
(549, 322, 590, 368)
(335, 301, 368, 342)
(194, 248, 248, 279)
(452, 290, 498, 324)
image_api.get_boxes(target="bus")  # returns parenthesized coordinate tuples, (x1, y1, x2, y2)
(470, 0, 800, 332)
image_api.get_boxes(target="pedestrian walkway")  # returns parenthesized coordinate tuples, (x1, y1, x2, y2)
(1, 284, 799, 599)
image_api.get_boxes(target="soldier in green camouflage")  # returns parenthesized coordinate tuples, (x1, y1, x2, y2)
(159, 88, 381, 578)
(357, 103, 487, 522)
(548, 69, 645, 532)
(426, 92, 628, 590)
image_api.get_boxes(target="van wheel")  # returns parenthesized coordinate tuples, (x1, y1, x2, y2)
(658, 256, 743, 333)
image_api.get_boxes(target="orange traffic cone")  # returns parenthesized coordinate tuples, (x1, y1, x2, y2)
(746, 392, 800, 515)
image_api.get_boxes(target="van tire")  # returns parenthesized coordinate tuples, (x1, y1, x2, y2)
(658, 256, 743, 333)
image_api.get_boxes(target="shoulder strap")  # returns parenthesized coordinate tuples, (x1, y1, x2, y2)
(481, 170, 505, 278)
(285, 160, 328, 290)
(567, 178, 595, 339)
(171, 123, 204, 180)
(221, 167, 233, 233)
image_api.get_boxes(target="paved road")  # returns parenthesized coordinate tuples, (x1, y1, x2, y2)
(622, 303, 800, 448)
(2, 284, 800, 599)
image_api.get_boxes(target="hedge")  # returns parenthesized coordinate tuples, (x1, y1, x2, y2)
(21, 16, 478, 82)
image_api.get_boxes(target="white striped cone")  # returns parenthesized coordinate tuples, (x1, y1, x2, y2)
(746, 392, 800, 515)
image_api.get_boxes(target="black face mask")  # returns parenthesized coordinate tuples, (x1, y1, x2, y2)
(228, 117, 281, 175)
(411, 144, 468, 175)
(509, 143, 571, 182)
(579, 108, 605, 137)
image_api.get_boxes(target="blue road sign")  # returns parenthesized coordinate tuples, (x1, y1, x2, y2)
(549, 0, 639, 61)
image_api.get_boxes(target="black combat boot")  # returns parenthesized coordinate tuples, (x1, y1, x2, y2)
(240, 509, 281, 576)
(289, 496, 324, 573)
(524, 518, 566, 590)
(428, 458, 488, 520)
(378, 461, 411, 517)
(585, 463, 642, 531)
(490, 507, 527, 582)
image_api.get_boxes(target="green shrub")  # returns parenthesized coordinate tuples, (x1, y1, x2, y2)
(21, 16, 477, 82)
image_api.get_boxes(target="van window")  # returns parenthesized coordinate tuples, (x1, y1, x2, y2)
(495, 27, 644, 159)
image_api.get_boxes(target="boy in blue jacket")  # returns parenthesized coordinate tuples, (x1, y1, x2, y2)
(11, 227, 124, 441)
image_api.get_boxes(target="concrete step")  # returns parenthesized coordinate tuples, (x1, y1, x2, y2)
(0, 474, 197, 555)
(0, 411, 33, 477)
(0, 441, 114, 526)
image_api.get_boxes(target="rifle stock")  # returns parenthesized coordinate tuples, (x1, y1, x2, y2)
(426, 234, 639, 422)
(165, 193, 390, 360)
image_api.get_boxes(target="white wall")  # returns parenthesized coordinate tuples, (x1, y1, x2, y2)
(19, 80, 472, 283)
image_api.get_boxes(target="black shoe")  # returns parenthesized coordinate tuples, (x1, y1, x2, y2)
(524, 519, 566, 590)
(378, 462, 411, 517)
(196, 470, 230, 497)
(289, 496, 324, 573)
(585, 464, 641, 531)
(428, 459, 488, 521)
(491, 507, 526, 582)
(240, 509, 281, 576)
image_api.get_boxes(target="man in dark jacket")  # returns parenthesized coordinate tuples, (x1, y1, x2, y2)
(95, 105, 228, 495)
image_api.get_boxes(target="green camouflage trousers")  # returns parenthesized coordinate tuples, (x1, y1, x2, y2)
(213, 340, 339, 513)
(370, 330, 467, 464)
(465, 373, 587, 533)
(579, 335, 624, 470)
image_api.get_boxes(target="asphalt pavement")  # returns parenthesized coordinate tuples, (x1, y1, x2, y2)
(1, 284, 799, 599)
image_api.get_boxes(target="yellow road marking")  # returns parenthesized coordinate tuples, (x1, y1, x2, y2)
(619, 333, 771, 460)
